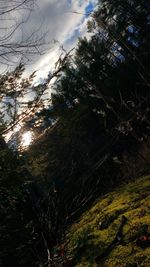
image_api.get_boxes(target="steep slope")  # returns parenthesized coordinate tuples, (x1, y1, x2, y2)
(63, 175, 150, 267)
(26, 105, 150, 224)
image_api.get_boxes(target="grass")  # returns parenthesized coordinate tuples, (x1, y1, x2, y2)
(63, 175, 150, 267)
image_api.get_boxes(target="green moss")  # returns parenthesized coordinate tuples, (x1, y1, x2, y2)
(64, 175, 150, 267)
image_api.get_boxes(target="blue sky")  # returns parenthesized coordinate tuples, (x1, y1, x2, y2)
(65, 1, 95, 44)
(85, 2, 94, 16)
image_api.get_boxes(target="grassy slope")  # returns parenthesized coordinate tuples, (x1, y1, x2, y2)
(65, 175, 150, 267)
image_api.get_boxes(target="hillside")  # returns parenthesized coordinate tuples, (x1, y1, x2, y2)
(59, 175, 150, 267)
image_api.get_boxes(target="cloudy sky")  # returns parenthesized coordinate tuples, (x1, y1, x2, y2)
(0, 0, 98, 80)
(21, 0, 98, 80)
(1, 0, 98, 140)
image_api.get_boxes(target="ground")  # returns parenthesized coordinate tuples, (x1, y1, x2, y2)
(63, 175, 150, 267)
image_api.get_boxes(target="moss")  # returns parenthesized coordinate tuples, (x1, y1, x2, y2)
(64, 175, 150, 267)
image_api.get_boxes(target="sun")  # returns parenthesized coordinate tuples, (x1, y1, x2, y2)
(21, 131, 33, 147)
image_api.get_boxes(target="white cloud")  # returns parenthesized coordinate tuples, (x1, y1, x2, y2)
(0, 0, 98, 80)
(25, 0, 98, 80)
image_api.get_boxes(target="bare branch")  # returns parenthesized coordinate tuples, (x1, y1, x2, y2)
(0, 0, 49, 67)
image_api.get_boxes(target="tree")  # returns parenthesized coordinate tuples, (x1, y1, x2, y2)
(0, 129, 36, 266)
(0, 49, 73, 153)
(91, 0, 150, 86)
(51, 0, 150, 140)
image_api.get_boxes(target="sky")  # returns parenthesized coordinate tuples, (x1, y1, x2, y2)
(1, 0, 98, 140)
(0, 0, 99, 79)
(0, 0, 98, 79)
(27, 0, 98, 81)
(3, 0, 136, 82)
(1, 0, 100, 83)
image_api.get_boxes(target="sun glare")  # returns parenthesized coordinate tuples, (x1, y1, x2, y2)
(21, 131, 33, 147)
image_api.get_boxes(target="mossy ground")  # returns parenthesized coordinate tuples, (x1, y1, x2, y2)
(64, 175, 150, 267)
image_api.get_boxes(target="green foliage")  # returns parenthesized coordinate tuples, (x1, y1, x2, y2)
(51, 0, 150, 140)
(0, 63, 37, 138)
(0, 136, 36, 266)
